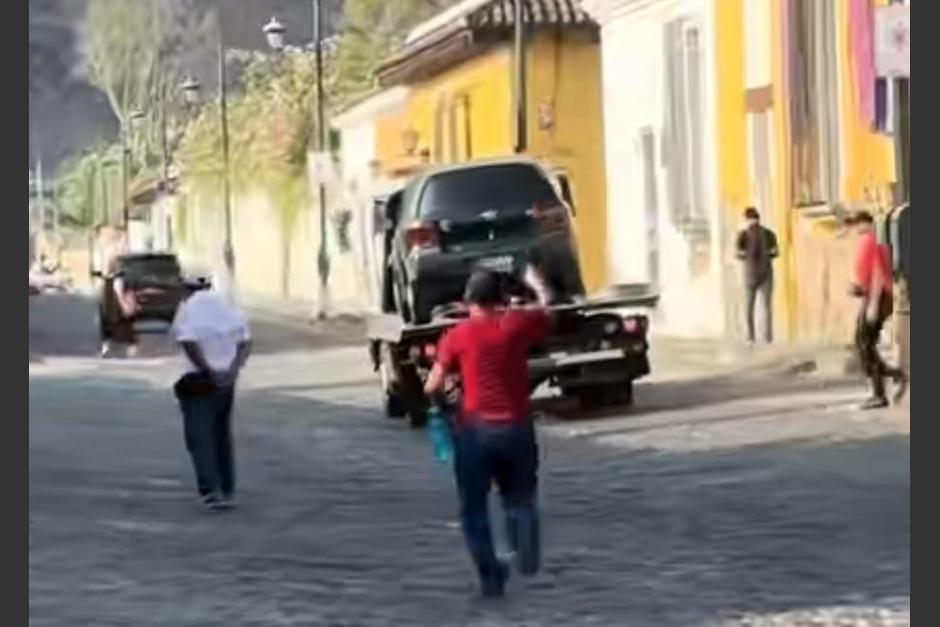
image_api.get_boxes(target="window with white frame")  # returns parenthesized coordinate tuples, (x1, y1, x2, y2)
(663, 16, 708, 231)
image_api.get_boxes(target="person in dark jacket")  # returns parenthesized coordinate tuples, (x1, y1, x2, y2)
(736, 207, 779, 344)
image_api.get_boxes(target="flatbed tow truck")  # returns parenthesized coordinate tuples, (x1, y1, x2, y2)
(367, 285, 659, 428)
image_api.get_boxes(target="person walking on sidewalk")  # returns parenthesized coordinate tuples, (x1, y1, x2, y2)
(424, 266, 552, 598)
(736, 207, 779, 344)
(850, 211, 907, 409)
(171, 277, 252, 511)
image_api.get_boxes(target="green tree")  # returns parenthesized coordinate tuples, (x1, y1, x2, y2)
(55, 143, 124, 227)
(81, 0, 215, 180)
(333, 0, 458, 107)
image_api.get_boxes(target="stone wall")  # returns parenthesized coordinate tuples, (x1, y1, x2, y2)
(790, 217, 859, 347)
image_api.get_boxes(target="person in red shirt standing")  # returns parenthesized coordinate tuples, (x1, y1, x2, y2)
(851, 211, 907, 409)
(424, 265, 552, 598)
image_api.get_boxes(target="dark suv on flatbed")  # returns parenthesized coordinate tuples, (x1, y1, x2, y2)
(381, 158, 585, 323)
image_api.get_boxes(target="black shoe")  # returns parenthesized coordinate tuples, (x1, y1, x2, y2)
(859, 396, 889, 410)
(892, 371, 909, 405)
(481, 560, 510, 598)
(201, 493, 225, 512)
(218, 493, 236, 510)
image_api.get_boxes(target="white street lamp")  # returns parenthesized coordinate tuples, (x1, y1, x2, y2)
(263, 16, 286, 51)
(180, 76, 202, 105)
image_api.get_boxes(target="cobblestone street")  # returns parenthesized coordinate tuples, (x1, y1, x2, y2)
(29, 294, 910, 626)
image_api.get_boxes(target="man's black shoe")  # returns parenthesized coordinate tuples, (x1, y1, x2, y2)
(859, 396, 889, 410)
(201, 493, 225, 512)
(481, 560, 509, 599)
(892, 371, 909, 405)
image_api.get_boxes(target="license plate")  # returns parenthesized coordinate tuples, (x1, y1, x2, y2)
(477, 255, 514, 272)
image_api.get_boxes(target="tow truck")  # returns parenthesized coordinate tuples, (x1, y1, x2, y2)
(364, 159, 658, 428)
(368, 286, 658, 428)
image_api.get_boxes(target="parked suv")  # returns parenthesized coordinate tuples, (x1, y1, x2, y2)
(381, 158, 585, 323)
(96, 253, 184, 326)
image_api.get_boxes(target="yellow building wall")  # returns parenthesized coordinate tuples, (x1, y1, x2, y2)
(375, 50, 514, 172)
(526, 31, 608, 293)
(715, 0, 798, 338)
(373, 33, 608, 293)
(718, 0, 898, 344)
(839, 0, 896, 204)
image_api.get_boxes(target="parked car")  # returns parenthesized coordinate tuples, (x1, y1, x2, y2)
(381, 157, 586, 323)
(95, 253, 184, 326)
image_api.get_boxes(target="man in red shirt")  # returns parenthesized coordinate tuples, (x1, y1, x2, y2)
(424, 265, 551, 597)
(851, 211, 907, 409)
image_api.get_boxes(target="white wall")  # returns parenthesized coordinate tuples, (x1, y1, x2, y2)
(595, 0, 725, 337)
(332, 88, 410, 313)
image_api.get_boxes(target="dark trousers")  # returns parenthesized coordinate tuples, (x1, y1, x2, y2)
(854, 292, 897, 400)
(453, 420, 540, 586)
(178, 385, 236, 498)
(745, 277, 773, 343)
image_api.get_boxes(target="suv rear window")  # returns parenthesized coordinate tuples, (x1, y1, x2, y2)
(418, 164, 560, 220)
(117, 256, 181, 278)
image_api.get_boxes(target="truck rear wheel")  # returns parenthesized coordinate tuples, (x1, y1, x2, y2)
(377, 343, 405, 418)
(564, 381, 633, 410)
(396, 364, 428, 429)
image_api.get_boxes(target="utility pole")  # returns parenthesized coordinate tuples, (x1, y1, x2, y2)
(314, 0, 330, 317)
(35, 157, 46, 242)
(121, 120, 130, 228)
(218, 36, 236, 288)
(512, 0, 527, 154)
(161, 79, 170, 188)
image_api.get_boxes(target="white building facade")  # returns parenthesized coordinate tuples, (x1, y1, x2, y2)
(331, 87, 410, 311)
(583, 0, 726, 337)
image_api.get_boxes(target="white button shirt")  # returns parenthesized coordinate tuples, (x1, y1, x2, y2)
(171, 291, 251, 374)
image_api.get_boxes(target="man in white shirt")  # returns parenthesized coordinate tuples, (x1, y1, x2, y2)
(171, 277, 252, 512)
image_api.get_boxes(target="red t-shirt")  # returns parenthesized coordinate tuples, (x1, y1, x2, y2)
(854, 231, 892, 296)
(436, 308, 551, 424)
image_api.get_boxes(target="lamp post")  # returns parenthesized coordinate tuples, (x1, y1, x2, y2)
(264, 6, 331, 317)
(180, 45, 236, 294)
(217, 37, 236, 286)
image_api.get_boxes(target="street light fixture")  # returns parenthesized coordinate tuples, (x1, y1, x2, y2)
(263, 16, 286, 51)
(263, 4, 331, 317)
(180, 76, 201, 105)
(183, 47, 236, 294)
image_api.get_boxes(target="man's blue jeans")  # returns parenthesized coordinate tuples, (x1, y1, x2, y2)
(453, 419, 540, 587)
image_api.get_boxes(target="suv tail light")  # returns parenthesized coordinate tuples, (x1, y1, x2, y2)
(528, 202, 570, 233)
(623, 315, 649, 336)
(406, 222, 440, 252)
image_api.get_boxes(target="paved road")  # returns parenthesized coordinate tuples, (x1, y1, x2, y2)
(29, 294, 910, 626)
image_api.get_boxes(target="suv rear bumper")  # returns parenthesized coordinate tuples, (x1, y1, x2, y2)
(529, 347, 650, 388)
(406, 236, 583, 320)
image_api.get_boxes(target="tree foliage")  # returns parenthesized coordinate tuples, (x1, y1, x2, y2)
(54, 143, 124, 227)
(81, 0, 216, 180)
(332, 0, 459, 107)
(178, 51, 319, 231)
